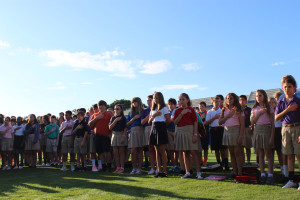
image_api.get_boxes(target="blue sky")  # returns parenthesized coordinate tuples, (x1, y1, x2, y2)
(0, 0, 299, 117)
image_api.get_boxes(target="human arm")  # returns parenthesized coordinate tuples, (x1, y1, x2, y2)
(174, 109, 189, 125)
(219, 108, 235, 125)
(109, 117, 121, 131)
(126, 114, 141, 127)
(192, 121, 198, 143)
(275, 104, 299, 121)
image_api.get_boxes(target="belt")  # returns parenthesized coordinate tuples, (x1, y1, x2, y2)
(283, 122, 300, 127)
(210, 126, 222, 130)
(76, 136, 84, 138)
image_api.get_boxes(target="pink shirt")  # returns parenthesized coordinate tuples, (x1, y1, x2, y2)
(3, 125, 14, 139)
(59, 119, 75, 136)
(223, 108, 242, 127)
(251, 106, 273, 125)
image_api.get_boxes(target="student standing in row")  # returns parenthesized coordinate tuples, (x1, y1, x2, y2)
(1, 117, 14, 170)
(13, 117, 25, 169)
(44, 116, 60, 167)
(199, 101, 209, 166)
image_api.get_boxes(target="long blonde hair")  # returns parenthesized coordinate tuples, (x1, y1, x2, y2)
(130, 97, 143, 117)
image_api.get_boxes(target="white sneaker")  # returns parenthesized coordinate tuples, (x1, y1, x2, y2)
(135, 168, 142, 175)
(92, 166, 99, 172)
(282, 180, 297, 188)
(19, 166, 23, 169)
(181, 173, 191, 179)
(60, 166, 68, 171)
(41, 163, 46, 167)
(46, 163, 50, 167)
(148, 168, 156, 175)
(130, 168, 136, 175)
(13, 166, 19, 170)
(71, 166, 76, 172)
(298, 182, 300, 191)
(6, 166, 11, 170)
(196, 174, 203, 180)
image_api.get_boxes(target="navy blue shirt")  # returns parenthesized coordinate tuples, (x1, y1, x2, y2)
(141, 107, 151, 127)
(275, 94, 300, 124)
(243, 106, 252, 127)
(127, 112, 142, 128)
(110, 115, 127, 132)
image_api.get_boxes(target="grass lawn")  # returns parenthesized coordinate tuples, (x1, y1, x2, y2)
(0, 151, 299, 200)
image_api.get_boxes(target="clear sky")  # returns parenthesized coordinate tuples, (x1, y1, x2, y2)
(0, 0, 299, 117)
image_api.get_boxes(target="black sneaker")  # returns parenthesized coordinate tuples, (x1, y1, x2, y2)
(154, 173, 162, 178)
(179, 170, 185, 176)
(154, 172, 168, 178)
(266, 176, 274, 184)
(259, 175, 267, 183)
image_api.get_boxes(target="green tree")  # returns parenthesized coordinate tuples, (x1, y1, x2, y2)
(109, 99, 131, 110)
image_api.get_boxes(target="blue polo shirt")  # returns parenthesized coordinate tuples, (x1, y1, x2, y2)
(141, 107, 151, 127)
(275, 94, 300, 124)
(127, 112, 142, 128)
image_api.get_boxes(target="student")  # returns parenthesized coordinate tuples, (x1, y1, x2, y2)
(148, 92, 170, 177)
(174, 93, 203, 179)
(126, 97, 145, 175)
(88, 104, 98, 171)
(24, 114, 40, 168)
(216, 94, 224, 109)
(1, 117, 14, 170)
(219, 93, 245, 178)
(251, 90, 275, 183)
(141, 95, 155, 174)
(199, 102, 209, 166)
(13, 117, 25, 169)
(204, 97, 229, 170)
(72, 111, 89, 171)
(167, 98, 180, 173)
(239, 95, 253, 165)
(40, 115, 50, 166)
(275, 75, 300, 190)
(89, 100, 113, 172)
(44, 115, 60, 166)
(60, 111, 75, 171)
(109, 104, 127, 173)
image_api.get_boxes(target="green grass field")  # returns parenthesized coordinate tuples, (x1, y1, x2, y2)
(1, 151, 299, 200)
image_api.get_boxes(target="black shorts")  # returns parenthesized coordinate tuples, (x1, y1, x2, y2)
(210, 127, 227, 150)
(149, 122, 168, 146)
(200, 125, 210, 150)
(94, 135, 111, 154)
(274, 127, 282, 151)
(14, 135, 25, 153)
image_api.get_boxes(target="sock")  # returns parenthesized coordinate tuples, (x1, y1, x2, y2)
(268, 173, 273, 177)
(261, 172, 266, 177)
(288, 171, 295, 182)
(186, 172, 191, 175)
(98, 160, 102, 169)
(283, 165, 288, 177)
(71, 162, 74, 167)
(63, 161, 67, 168)
(92, 159, 96, 167)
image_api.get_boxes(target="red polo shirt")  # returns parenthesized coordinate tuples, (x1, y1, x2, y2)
(174, 106, 197, 127)
(90, 111, 113, 136)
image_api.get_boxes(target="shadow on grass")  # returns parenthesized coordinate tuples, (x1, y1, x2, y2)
(0, 167, 213, 199)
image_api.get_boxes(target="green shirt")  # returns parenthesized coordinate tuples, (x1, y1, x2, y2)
(45, 124, 60, 139)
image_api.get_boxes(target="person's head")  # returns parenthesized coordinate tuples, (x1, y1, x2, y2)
(89, 106, 94, 116)
(0, 117, 3, 124)
(273, 92, 283, 101)
(152, 92, 166, 111)
(114, 104, 124, 116)
(281, 75, 297, 97)
(50, 115, 57, 124)
(0, 114, 4, 120)
(47, 113, 51, 117)
(72, 115, 77, 121)
(77, 111, 85, 121)
(199, 102, 206, 112)
(178, 93, 191, 108)
(224, 93, 242, 112)
(268, 97, 277, 109)
(216, 94, 224, 105)
(147, 95, 153, 107)
(58, 116, 64, 124)
(29, 114, 38, 124)
(195, 107, 200, 112)
(65, 110, 72, 121)
(130, 97, 143, 116)
(167, 98, 177, 111)
(43, 115, 50, 125)
(11, 118, 16, 126)
(93, 104, 99, 113)
(254, 89, 271, 114)
(98, 100, 107, 112)
(212, 97, 220, 108)
(59, 112, 64, 118)
(22, 119, 27, 125)
(239, 95, 247, 107)
(79, 108, 86, 114)
(17, 117, 23, 125)
(4, 117, 11, 126)
(107, 108, 114, 115)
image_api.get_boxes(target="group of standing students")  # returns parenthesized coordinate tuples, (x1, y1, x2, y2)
(0, 75, 300, 190)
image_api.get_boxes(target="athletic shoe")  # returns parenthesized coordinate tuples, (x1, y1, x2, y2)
(41, 163, 46, 167)
(196, 174, 203, 180)
(282, 180, 297, 188)
(50, 162, 54, 167)
(179, 170, 185, 176)
(266, 176, 274, 184)
(130, 168, 137, 175)
(168, 166, 175, 172)
(298, 182, 300, 191)
(71, 166, 76, 172)
(118, 168, 124, 173)
(92, 166, 99, 172)
(13, 166, 19, 170)
(181, 173, 191, 179)
(19, 166, 23, 169)
(259, 175, 267, 183)
(148, 168, 155, 175)
(60, 166, 68, 171)
(6, 166, 11, 170)
(135, 168, 142, 174)
(114, 168, 120, 173)
(154, 172, 167, 178)
(46, 163, 50, 167)
(2, 166, 7, 170)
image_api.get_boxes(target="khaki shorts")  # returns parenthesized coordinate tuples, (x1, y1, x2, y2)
(1, 138, 13, 151)
(144, 126, 151, 146)
(74, 137, 87, 154)
(243, 127, 253, 149)
(282, 125, 300, 155)
(222, 126, 243, 146)
(61, 135, 74, 154)
(89, 132, 96, 153)
(167, 130, 176, 150)
(25, 134, 40, 151)
(254, 124, 273, 150)
(111, 131, 128, 147)
(176, 125, 198, 151)
(128, 126, 145, 148)
(46, 138, 58, 152)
